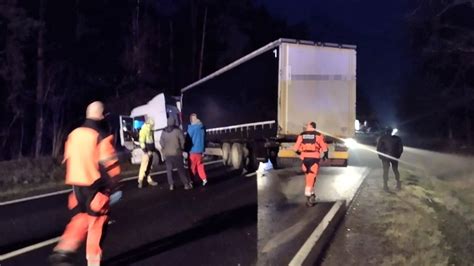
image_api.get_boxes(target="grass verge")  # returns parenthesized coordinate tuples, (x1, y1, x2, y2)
(321, 168, 474, 266)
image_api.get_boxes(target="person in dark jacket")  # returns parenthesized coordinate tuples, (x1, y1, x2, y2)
(187, 113, 208, 186)
(376, 127, 403, 191)
(160, 116, 192, 191)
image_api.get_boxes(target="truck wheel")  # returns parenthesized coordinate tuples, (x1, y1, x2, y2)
(231, 143, 243, 170)
(222, 142, 231, 166)
(268, 148, 279, 169)
(244, 144, 259, 172)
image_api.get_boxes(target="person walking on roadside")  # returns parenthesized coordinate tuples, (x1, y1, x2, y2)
(187, 113, 208, 186)
(293, 121, 328, 207)
(376, 127, 403, 191)
(137, 117, 158, 188)
(49, 101, 121, 266)
(160, 116, 193, 191)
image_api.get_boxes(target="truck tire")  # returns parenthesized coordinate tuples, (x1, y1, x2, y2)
(244, 144, 259, 172)
(231, 143, 243, 170)
(222, 142, 231, 166)
(268, 148, 279, 169)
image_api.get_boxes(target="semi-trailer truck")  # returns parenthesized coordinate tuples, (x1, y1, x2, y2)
(119, 38, 357, 170)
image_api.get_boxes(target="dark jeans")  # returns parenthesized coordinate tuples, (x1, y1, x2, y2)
(381, 158, 400, 184)
(165, 155, 190, 186)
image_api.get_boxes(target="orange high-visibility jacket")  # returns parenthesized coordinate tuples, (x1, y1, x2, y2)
(294, 131, 328, 159)
(63, 120, 121, 186)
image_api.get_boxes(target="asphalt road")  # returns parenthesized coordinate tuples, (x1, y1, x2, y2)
(257, 160, 369, 265)
(1, 162, 257, 266)
(1, 146, 382, 266)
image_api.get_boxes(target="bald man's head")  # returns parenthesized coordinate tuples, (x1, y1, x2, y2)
(86, 101, 104, 120)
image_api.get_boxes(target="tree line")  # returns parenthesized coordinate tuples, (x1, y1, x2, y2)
(0, 0, 308, 160)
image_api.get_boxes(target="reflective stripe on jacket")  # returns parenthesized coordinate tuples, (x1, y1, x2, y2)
(293, 131, 328, 159)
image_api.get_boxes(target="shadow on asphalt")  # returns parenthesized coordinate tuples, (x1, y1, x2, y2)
(103, 203, 256, 265)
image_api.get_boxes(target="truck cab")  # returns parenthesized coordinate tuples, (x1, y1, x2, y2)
(119, 93, 181, 164)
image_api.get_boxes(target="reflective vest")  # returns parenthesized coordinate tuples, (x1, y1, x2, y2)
(63, 120, 121, 186)
(139, 123, 154, 148)
(300, 131, 322, 152)
(294, 131, 328, 159)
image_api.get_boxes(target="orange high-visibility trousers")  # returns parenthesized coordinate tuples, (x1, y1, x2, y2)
(55, 189, 109, 266)
(301, 158, 320, 196)
(189, 153, 207, 181)
(55, 213, 108, 265)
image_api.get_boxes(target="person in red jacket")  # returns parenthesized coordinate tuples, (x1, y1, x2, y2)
(49, 101, 121, 266)
(293, 121, 328, 207)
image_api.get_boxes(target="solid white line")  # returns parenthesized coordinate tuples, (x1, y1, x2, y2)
(0, 189, 72, 206)
(0, 159, 225, 260)
(289, 200, 345, 266)
(0, 160, 223, 206)
(0, 237, 61, 261)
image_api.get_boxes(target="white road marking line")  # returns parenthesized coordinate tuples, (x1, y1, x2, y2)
(0, 160, 226, 260)
(289, 200, 345, 266)
(0, 237, 61, 261)
(0, 160, 223, 206)
(0, 189, 73, 206)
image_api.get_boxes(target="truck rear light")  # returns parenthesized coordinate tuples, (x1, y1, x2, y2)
(334, 142, 348, 152)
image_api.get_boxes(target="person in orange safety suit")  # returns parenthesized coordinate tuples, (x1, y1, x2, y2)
(293, 121, 328, 207)
(49, 101, 121, 266)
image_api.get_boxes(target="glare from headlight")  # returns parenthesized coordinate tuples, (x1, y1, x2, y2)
(344, 138, 359, 149)
(355, 120, 360, 131)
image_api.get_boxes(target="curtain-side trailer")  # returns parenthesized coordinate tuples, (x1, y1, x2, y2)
(180, 38, 356, 170)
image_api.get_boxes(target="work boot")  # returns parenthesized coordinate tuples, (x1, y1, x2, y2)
(169, 185, 174, 191)
(396, 180, 401, 190)
(49, 250, 75, 266)
(138, 180, 143, 189)
(306, 194, 316, 207)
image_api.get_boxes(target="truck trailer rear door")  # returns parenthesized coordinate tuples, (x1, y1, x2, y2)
(279, 43, 356, 139)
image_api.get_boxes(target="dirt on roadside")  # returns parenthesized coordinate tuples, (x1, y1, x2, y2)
(320, 167, 474, 266)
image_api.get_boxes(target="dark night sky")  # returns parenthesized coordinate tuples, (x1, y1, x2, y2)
(261, 0, 416, 126)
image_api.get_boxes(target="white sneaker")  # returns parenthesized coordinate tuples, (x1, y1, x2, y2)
(147, 176, 158, 186)
(202, 179, 208, 186)
(148, 180, 158, 186)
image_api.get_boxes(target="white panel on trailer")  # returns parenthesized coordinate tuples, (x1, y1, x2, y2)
(278, 43, 356, 139)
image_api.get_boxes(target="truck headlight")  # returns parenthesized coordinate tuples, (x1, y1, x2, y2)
(344, 138, 358, 149)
